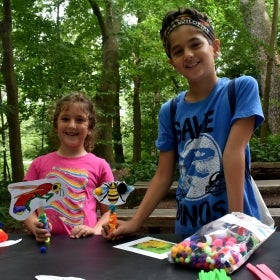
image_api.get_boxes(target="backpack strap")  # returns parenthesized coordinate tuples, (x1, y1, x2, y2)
(170, 96, 179, 159)
(228, 79, 236, 117)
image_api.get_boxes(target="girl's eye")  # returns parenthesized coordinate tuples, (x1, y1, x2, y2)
(76, 118, 86, 123)
(60, 117, 69, 121)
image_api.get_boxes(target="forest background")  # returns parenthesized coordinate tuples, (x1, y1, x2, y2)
(0, 0, 280, 229)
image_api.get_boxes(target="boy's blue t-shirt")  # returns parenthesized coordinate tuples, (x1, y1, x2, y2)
(156, 76, 264, 236)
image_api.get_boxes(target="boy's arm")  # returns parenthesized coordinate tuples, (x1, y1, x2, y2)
(102, 150, 176, 239)
(223, 116, 255, 213)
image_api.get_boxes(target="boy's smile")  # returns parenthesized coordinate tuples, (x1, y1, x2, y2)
(168, 25, 220, 83)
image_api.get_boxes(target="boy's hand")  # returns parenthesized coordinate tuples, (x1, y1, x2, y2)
(102, 219, 138, 241)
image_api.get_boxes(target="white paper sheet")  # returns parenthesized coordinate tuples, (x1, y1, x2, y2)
(0, 238, 22, 247)
(35, 276, 86, 280)
(113, 236, 175, 259)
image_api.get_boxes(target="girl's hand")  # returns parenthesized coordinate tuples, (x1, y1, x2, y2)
(70, 225, 94, 238)
(33, 220, 51, 243)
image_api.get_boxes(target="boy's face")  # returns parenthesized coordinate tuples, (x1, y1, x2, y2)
(168, 25, 220, 83)
(56, 102, 90, 151)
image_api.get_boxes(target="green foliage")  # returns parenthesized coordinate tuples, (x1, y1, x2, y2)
(250, 134, 280, 162)
(122, 159, 159, 184)
(0, 181, 24, 233)
(1, 0, 279, 180)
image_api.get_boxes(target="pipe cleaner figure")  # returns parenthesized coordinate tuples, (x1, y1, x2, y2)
(94, 181, 134, 232)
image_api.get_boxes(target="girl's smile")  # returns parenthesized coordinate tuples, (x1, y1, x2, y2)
(56, 102, 90, 157)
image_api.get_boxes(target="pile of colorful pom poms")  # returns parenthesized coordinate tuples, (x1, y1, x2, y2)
(169, 228, 259, 273)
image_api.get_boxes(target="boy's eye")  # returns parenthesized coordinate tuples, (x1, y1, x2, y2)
(172, 48, 183, 57)
(191, 42, 202, 48)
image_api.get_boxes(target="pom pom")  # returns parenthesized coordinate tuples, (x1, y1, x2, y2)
(40, 246, 47, 253)
(94, 187, 103, 196)
(0, 223, 8, 242)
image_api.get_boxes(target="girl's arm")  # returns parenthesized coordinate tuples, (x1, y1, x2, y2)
(223, 116, 255, 213)
(91, 204, 110, 235)
(70, 204, 110, 238)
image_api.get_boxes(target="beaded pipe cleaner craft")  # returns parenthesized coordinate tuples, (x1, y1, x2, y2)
(38, 206, 51, 243)
(94, 181, 134, 232)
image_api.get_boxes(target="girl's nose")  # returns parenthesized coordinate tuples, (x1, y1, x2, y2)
(68, 119, 77, 127)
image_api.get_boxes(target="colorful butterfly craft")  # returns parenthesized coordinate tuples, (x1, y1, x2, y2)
(8, 178, 67, 221)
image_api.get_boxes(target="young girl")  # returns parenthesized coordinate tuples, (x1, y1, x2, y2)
(24, 92, 114, 242)
(102, 7, 264, 239)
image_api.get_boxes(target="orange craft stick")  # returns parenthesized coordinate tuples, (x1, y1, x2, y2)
(109, 205, 117, 232)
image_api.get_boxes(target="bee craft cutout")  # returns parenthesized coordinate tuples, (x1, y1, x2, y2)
(94, 181, 134, 232)
(94, 181, 134, 206)
(8, 178, 67, 221)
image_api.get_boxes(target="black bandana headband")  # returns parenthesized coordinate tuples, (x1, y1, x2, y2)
(162, 15, 215, 56)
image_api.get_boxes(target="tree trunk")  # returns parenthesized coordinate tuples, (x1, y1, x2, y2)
(113, 89, 125, 164)
(260, 0, 278, 141)
(0, 92, 11, 181)
(0, 0, 24, 182)
(240, 0, 280, 135)
(132, 75, 141, 162)
(88, 0, 121, 167)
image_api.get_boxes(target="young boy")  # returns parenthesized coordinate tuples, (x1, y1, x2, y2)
(102, 7, 264, 239)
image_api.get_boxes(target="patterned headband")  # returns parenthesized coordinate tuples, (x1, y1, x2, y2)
(162, 15, 215, 56)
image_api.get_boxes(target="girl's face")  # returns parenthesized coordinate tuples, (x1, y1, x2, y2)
(56, 102, 90, 153)
(168, 25, 220, 83)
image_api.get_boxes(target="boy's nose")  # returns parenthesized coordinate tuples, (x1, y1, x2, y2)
(183, 48, 193, 59)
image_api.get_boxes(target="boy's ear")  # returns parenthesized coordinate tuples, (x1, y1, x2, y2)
(213, 39, 221, 57)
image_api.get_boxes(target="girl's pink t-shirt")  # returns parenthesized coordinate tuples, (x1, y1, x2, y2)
(24, 152, 114, 235)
